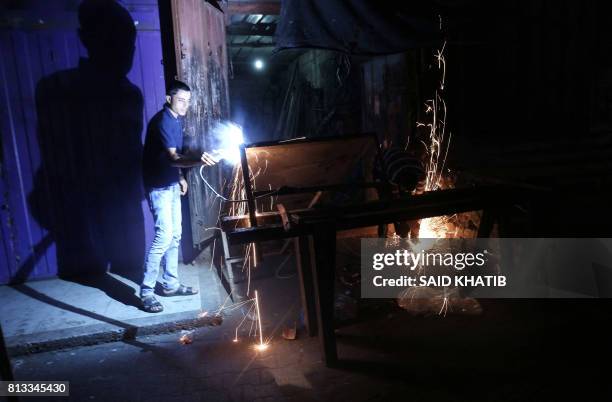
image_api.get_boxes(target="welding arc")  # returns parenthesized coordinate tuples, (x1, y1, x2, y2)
(198, 166, 277, 203)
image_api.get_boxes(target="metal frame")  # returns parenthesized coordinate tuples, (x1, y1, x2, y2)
(221, 133, 385, 283)
(223, 185, 538, 366)
(238, 132, 384, 220)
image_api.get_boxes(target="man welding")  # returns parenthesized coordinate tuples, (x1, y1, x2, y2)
(140, 80, 217, 313)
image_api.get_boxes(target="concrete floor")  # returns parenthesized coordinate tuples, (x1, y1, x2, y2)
(3, 250, 612, 401)
(8, 297, 612, 402)
(0, 255, 227, 354)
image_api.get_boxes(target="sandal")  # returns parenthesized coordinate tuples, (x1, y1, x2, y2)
(142, 295, 164, 313)
(162, 284, 199, 297)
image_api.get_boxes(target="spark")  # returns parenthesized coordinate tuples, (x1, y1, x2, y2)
(210, 121, 245, 164)
(215, 289, 234, 315)
(221, 140, 271, 348)
(226, 163, 260, 298)
(414, 38, 452, 239)
(234, 302, 256, 342)
(254, 290, 265, 350)
(229, 167, 246, 216)
(438, 294, 449, 316)
(419, 216, 448, 239)
(435, 41, 447, 90)
(225, 291, 268, 350)
(248, 306, 257, 337)
(244, 243, 253, 296)
(254, 343, 269, 352)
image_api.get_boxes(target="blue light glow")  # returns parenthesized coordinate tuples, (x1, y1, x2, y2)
(210, 121, 245, 165)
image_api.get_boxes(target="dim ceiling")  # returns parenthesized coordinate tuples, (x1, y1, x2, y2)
(224, 0, 300, 72)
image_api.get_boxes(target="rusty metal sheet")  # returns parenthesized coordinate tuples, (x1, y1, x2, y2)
(244, 135, 380, 211)
(171, 0, 230, 247)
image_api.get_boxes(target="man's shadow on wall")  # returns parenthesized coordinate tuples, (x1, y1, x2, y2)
(24, 0, 145, 308)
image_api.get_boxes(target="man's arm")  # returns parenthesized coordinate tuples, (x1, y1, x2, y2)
(169, 149, 216, 196)
(166, 148, 217, 168)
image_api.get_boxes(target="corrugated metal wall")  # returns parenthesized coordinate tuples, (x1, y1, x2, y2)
(0, 0, 165, 283)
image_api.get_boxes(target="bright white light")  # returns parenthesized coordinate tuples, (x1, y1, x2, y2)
(253, 59, 264, 70)
(254, 343, 269, 352)
(211, 121, 245, 165)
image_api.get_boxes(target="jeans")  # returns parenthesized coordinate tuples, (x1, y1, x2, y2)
(141, 183, 181, 297)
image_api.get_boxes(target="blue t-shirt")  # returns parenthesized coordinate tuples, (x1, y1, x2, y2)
(142, 105, 183, 189)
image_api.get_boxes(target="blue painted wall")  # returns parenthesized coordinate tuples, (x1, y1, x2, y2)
(0, 0, 165, 283)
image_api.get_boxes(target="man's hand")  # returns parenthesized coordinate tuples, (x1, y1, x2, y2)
(201, 152, 218, 166)
(179, 177, 188, 196)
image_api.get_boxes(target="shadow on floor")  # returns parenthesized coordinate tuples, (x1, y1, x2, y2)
(67, 273, 143, 310)
(12, 283, 139, 330)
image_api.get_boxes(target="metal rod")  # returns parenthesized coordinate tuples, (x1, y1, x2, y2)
(239, 145, 258, 228)
(251, 182, 385, 198)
